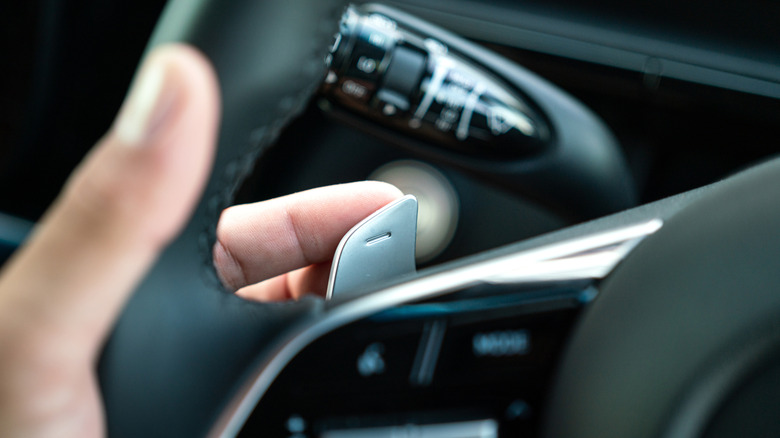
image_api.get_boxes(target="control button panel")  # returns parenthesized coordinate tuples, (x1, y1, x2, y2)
(282, 318, 425, 395)
(321, 7, 551, 159)
(238, 283, 586, 437)
(434, 310, 575, 387)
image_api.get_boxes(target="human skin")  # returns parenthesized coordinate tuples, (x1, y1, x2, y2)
(0, 44, 401, 437)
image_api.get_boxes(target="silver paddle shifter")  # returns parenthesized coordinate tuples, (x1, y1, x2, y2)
(326, 195, 419, 299)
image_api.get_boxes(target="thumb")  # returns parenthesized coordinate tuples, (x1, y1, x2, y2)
(0, 44, 219, 362)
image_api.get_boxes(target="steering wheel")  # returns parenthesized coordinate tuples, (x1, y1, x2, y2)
(98, 1, 350, 436)
(97, 1, 780, 437)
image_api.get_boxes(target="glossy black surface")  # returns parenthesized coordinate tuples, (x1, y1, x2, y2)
(323, 7, 551, 160)
(240, 283, 587, 437)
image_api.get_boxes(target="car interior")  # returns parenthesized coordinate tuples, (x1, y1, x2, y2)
(2, 1, 779, 437)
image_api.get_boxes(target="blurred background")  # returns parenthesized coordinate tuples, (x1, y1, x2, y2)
(1, 0, 778, 267)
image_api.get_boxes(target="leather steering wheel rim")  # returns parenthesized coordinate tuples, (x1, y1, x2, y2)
(545, 157, 780, 438)
(97, 1, 780, 437)
(98, 1, 348, 436)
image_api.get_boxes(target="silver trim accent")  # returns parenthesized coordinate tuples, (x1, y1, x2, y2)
(321, 418, 498, 438)
(326, 195, 418, 299)
(455, 82, 485, 140)
(209, 219, 663, 437)
(483, 224, 654, 284)
(411, 57, 452, 124)
(410, 319, 447, 386)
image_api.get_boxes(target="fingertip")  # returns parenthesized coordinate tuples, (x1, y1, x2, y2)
(214, 182, 405, 293)
(359, 180, 405, 200)
(112, 43, 219, 149)
(212, 239, 244, 292)
(0, 43, 223, 350)
(75, 43, 221, 247)
(157, 43, 221, 128)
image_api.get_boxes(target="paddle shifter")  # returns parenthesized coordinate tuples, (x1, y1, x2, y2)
(321, 4, 637, 220)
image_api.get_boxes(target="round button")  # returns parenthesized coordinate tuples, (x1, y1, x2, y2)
(369, 160, 459, 263)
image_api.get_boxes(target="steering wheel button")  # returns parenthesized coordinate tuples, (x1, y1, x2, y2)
(434, 309, 578, 386)
(472, 330, 530, 357)
(343, 22, 394, 82)
(345, 52, 386, 82)
(272, 318, 426, 396)
(338, 79, 374, 102)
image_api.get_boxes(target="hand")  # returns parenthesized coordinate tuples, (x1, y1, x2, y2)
(0, 45, 401, 437)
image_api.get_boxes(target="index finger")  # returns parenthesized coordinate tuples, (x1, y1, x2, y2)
(213, 181, 403, 292)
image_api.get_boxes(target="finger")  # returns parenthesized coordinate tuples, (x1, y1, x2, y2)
(235, 262, 332, 301)
(214, 181, 403, 292)
(0, 44, 219, 362)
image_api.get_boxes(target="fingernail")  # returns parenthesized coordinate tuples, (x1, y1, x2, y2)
(114, 49, 173, 145)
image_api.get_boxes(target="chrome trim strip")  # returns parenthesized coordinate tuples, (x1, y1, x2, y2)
(209, 219, 663, 437)
(483, 221, 657, 284)
(409, 319, 446, 386)
(321, 418, 498, 437)
(411, 57, 451, 124)
(455, 82, 484, 140)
